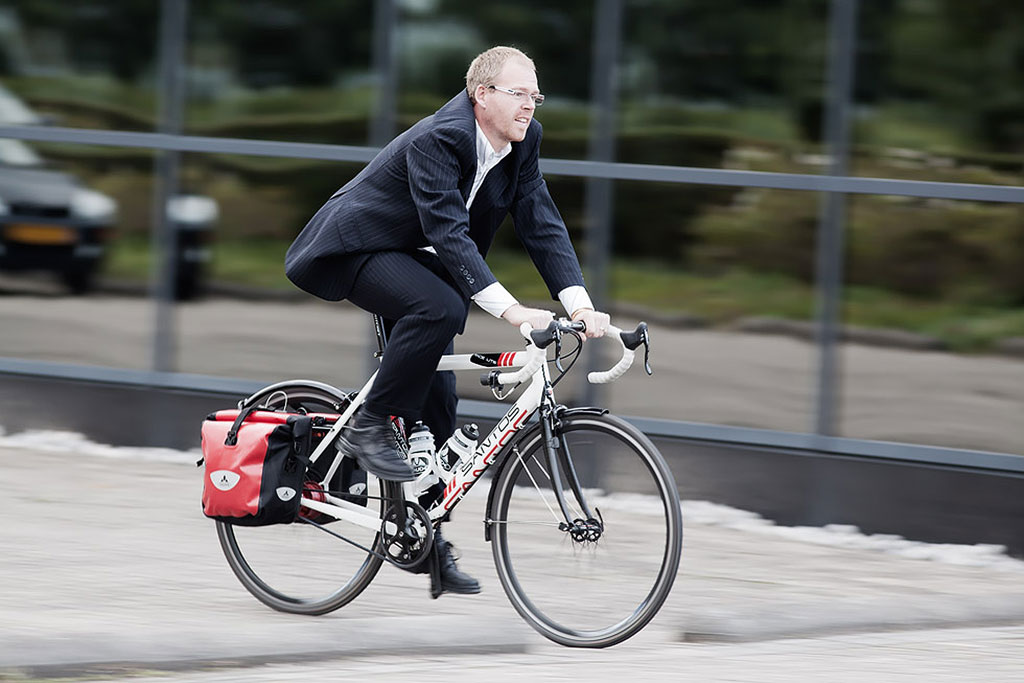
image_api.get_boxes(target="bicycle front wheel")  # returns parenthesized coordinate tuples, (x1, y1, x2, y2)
(489, 413, 683, 647)
(216, 382, 388, 615)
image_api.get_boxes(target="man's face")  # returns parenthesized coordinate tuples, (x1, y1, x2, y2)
(475, 58, 539, 147)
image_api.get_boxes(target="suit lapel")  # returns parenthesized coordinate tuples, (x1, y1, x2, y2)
(433, 93, 479, 204)
(471, 157, 514, 212)
(459, 173, 473, 204)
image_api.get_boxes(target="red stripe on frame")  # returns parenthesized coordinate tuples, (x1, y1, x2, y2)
(441, 408, 529, 511)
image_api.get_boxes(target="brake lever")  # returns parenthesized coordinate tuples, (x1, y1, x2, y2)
(554, 334, 564, 372)
(621, 322, 653, 375)
(641, 327, 653, 375)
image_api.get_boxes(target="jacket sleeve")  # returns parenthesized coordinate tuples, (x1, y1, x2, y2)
(510, 125, 587, 299)
(407, 126, 498, 299)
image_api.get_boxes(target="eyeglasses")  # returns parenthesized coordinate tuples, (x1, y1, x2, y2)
(487, 85, 545, 107)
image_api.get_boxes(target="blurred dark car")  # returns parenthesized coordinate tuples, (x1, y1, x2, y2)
(0, 84, 217, 298)
(0, 137, 117, 293)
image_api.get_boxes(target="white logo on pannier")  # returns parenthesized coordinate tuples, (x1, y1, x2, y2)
(276, 487, 297, 502)
(211, 470, 241, 491)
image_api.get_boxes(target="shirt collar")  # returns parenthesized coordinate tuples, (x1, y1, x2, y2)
(475, 121, 512, 167)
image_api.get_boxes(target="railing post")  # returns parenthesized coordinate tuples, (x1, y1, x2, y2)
(149, 0, 188, 374)
(813, 0, 858, 439)
(581, 0, 623, 406)
(365, 0, 400, 376)
(369, 0, 399, 148)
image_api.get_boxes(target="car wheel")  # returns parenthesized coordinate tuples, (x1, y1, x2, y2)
(174, 265, 203, 301)
(62, 266, 97, 295)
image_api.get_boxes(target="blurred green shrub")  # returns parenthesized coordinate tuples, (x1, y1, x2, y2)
(690, 191, 1024, 305)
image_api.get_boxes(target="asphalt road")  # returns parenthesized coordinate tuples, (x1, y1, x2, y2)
(1, 287, 1022, 455)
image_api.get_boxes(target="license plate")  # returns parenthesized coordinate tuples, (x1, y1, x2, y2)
(4, 224, 77, 245)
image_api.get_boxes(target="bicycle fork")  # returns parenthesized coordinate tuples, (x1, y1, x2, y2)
(538, 400, 605, 544)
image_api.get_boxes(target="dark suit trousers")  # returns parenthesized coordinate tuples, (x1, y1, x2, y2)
(346, 250, 468, 442)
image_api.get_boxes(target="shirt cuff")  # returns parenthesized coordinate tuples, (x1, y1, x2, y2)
(558, 286, 594, 317)
(471, 281, 519, 318)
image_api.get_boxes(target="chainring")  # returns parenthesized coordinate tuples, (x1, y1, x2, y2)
(380, 500, 434, 569)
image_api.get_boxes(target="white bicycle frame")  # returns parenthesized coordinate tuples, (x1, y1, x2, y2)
(293, 321, 638, 532)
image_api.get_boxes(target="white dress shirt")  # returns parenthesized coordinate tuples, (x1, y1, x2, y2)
(465, 122, 594, 319)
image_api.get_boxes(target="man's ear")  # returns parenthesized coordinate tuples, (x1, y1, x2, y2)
(475, 84, 488, 107)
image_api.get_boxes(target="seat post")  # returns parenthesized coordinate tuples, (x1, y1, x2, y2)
(372, 314, 388, 358)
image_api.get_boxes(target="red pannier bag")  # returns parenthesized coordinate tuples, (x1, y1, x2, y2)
(199, 406, 313, 526)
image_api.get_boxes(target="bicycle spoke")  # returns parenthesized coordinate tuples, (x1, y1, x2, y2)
(490, 414, 682, 648)
(215, 383, 387, 616)
(512, 444, 562, 524)
(515, 444, 586, 524)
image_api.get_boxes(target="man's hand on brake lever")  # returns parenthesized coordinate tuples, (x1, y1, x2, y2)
(501, 303, 555, 330)
(571, 308, 611, 339)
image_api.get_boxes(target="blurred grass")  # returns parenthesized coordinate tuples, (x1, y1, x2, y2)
(107, 234, 292, 289)
(106, 239, 1024, 352)
(105, 233, 150, 277)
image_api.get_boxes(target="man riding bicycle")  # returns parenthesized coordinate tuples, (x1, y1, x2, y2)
(285, 46, 610, 595)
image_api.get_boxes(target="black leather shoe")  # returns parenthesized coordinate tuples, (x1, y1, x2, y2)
(337, 411, 415, 482)
(435, 529, 481, 595)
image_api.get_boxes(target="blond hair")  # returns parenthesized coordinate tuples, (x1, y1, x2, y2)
(465, 46, 535, 102)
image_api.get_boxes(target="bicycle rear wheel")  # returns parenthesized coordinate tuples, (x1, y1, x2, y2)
(489, 412, 682, 647)
(216, 382, 388, 615)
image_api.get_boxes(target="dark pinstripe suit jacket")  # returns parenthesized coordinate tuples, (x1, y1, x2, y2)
(285, 92, 585, 302)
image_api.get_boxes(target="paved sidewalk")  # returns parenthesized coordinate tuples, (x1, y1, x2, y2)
(2, 445, 1024, 680)
(111, 625, 1024, 682)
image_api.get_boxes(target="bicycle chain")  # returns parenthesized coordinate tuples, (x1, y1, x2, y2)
(297, 493, 434, 569)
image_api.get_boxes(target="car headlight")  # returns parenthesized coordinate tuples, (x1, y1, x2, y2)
(167, 195, 219, 226)
(69, 189, 117, 222)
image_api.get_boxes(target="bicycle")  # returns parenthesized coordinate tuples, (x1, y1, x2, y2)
(214, 315, 683, 648)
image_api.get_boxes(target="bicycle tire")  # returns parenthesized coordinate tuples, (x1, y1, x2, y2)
(489, 413, 683, 647)
(215, 382, 388, 615)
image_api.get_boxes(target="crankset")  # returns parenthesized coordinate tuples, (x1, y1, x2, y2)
(381, 500, 434, 569)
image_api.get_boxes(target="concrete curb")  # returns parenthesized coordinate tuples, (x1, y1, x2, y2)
(0, 615, 531, 679)
(680, 593, 1024, 643)
(995, 337, 1024, 358)
(730, 316, 946, 351)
